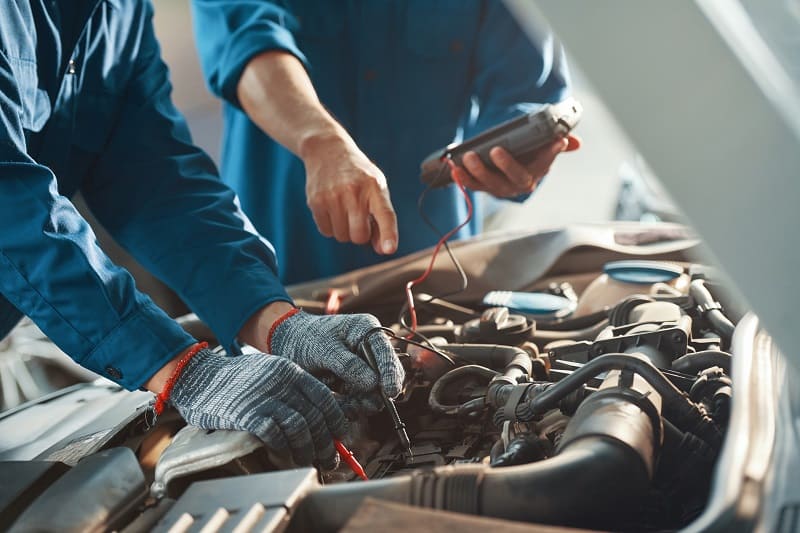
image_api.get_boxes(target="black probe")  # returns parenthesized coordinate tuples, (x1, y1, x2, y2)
(360, 339, 413, 457)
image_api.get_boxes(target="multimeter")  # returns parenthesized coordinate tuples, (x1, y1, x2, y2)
(420, 97, 583, 188)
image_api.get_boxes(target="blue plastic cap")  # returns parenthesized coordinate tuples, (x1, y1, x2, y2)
(603, 260, 683, 284)
(482, 291, 576, 318)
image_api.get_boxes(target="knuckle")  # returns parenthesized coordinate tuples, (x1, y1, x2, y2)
(307, 196, 322, 210)
(316, 189, 336, 203)
(341, 181, 361, 196)
(332, 181, 361, 199)
(371, 190, 392, 206)
(308, 190, 331, 207)
(374, 207, 397, 221)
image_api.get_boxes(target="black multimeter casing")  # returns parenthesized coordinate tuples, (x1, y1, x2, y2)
(420, 97, 583, 188)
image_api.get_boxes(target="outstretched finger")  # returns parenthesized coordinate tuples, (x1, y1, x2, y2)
(368, 188, 398, 255)
(346, 196, 372, 245)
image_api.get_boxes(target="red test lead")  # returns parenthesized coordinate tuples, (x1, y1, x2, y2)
(404, 157, 474, 333)
(333, 439, 369, 481)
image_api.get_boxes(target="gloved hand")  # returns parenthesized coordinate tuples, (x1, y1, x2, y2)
(268, 310, 405, 398)
(169, 348, 346, 470)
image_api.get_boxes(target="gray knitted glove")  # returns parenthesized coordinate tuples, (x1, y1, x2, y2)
(318, 373, 384, 418)
(169, 348, 346, 470)
(269, 310, 405, 398)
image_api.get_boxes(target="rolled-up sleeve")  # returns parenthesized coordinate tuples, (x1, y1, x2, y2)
(190, 0, 307, 107)
(82, 2, 291, 355)
(0, 50, 195, 390)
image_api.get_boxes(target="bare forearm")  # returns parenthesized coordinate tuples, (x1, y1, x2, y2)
(237, 50, 350, 157)
(235, 50, 398, 254)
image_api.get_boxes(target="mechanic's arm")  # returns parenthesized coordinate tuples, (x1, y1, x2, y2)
(0, 42, 338, 460)
(0, 49, 195, 391)
(190, 0, 397, 254)
(84, 4, 403, 401)
(239, 52, 398, 254)
(451, 3, 580, 198)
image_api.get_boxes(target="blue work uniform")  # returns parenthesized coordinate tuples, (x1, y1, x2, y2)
(0, 0, 290, 390)
(191, 0, 570, 285)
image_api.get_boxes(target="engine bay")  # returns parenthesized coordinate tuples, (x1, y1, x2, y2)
(0, 226, 748, 532)
(147, 260, 737, 531)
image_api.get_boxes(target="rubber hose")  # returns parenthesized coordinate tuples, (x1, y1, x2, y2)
(429, 365, 497, 415)
(689, 280, 735, 347)
(672, 350, 732, 375)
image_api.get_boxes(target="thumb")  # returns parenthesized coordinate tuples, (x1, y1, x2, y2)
(366, 336, 404, 398)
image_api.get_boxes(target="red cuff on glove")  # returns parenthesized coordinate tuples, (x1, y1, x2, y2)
(266, 307, 301, 353)
(154, 341, 208, 416)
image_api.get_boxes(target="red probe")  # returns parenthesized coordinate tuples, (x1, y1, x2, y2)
(334, 439, 369, 481)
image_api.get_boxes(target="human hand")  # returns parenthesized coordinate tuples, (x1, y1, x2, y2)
(267, 309, 405, 399)
(168, 348, 346, 470)
(302, 134, 398, 254)
(451, 134, 581, 197)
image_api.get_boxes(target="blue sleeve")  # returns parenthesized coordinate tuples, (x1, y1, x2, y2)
(0, 49, 195, 390)
(190, 0, 307, 107)
(461, 3, 572, 203)
(465, 2, 571, 138)
(81, 2, 291, 356)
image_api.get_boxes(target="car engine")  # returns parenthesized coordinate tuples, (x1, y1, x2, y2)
(0, 226, 744, 532)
